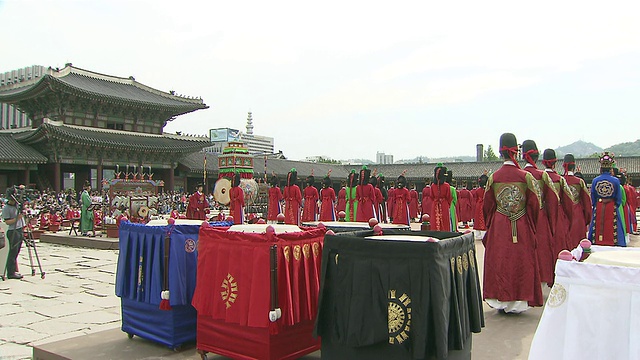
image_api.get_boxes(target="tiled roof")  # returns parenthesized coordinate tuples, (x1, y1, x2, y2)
(14, 120, 210, 153)
(178, 155, 640, 184)
(0, 133, 48, 164)
(0, 65, 208, 115)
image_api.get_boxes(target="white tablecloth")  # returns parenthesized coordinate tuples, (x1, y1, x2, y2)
(529, 258, 640, 359)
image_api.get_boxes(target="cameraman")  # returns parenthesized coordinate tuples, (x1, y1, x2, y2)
(2, 186, 24, 279)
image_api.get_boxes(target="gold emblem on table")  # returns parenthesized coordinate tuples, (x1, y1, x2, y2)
(283, 246, 291, 262)
(456, 255, 463, 275)
(388, 289, 412, 345)
(547, 283, 567, 308)
(303, 243, 311, 259)
(220, 273, 238, 309)
(468, 249, 475, 269)
(293, 245, 301, 261)
(462, 253, 469, 271)
(312, 242, 320, 257)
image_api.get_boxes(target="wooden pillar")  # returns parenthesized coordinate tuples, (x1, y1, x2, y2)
(23, 168, 30, 187)
(53, 162, 61, 192)
(97, 161, 103, 192)
(167, 163, 175, 192)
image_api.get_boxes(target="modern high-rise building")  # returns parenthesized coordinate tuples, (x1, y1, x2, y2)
(205, 112, 274, 155)
(376, 151, 394, 164)
(0, 65, 47, 129)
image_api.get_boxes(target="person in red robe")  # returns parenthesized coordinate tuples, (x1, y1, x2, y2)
(541, 149, 571, 255)
(623, 175, 638, 234)
(429, 164, 452, 231)
(302, 175, 319, 222)
(386, 181, 396, 223)
(408, 184, 419, 222)
(522, 140, 559, 287)
(421, 182, 432, 221)
(170, 206, 180, 219)
(376, 175, 389, 223)
(336, 180, 346, 218)
(186, 183, 209, 220)
(370, 176, 384, 222)
(39, 209, 51, 230)
(472, 172, 488, 240)
(229, 173, 244, 224)
(267, 175, 283, 223)
(483, 133, 542, 313)
(283, 168, 302, 225)
(319, 175, 336, 221)
(392, 174, 411, 225)
(562, 154, 591, 249)
(355, 166, 376, 222)
(457, 181, 474, 228)
(345, 170, 358, 222)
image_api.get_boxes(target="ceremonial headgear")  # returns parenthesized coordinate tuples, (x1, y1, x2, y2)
(396, 173, 407, 188)
(322, 175, 332, 188)
(599, 152, 615, 170)
(542, 148, 557, 168)
(499, 133, 520, 168)
(269, 175, 279, 187)
(347, 169, 358, 188)
(359, 165, 371, 186)
(521, 140, 539, 166)
(306, 175, 315, 187)
(433, 163, 447, 185)
(232, 172, 241, 187)
(563, 154, 576, 174)
(287, 168, 298, 187)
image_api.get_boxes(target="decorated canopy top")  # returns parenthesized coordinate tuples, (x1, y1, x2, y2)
(218, 141, 253, 178)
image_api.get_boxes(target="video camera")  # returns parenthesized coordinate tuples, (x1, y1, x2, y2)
(6, 185, 27, 210)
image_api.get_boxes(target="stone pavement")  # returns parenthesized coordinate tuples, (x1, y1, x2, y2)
(0, 230, 638, 360)
(0, 242, 121, 360)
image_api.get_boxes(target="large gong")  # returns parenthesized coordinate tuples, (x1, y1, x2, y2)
(213, 178, 232, 205)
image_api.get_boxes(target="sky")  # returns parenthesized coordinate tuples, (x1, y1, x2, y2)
(2, 0, 640, 162)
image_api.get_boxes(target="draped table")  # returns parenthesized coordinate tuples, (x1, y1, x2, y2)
(192, 224, 327, 360)
(302, 221, 410, 232)
(529, 245, 640, 360)
(314, 229, 484, 360)
(114, 220, 231, 349)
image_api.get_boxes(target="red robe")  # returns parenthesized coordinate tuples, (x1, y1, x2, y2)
(429, 183, 452, 231)
(336, 187, 346, 214)
(483, 163, 543, 307)
(457, 189, 474, 223)
(319, 187, 336, 221)
(355, 183, 376, 222)
(421, 186, 433, 219)
(386, 187, 396, 221)
(392, 187, 410, 225)
(267, 186, 283, 221)
(186, 191, 209, 220)
(39, 212, 50, 230)
(471, 187, 486, 230)
(562, 174, 591, 249)
(524, 165, 559, 285)
(302, 185, 319, 222)
(229, 186, 244, 224)
(284, 185, 302, 225)
(545, 169, 571, 254)
(624, 184, 637, 233)
(373, 187, 384, 222)
(408, 189, 419, 220)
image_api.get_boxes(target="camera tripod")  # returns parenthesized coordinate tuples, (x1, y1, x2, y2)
(22, 213, 46, 279)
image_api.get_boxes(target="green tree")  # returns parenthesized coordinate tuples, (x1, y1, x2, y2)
(484, 145, 499, 161)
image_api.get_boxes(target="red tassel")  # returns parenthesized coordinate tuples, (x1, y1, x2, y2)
(159, 299, 172, 310)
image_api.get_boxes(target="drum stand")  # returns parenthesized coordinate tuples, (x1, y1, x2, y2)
(23, 214, 46, 279)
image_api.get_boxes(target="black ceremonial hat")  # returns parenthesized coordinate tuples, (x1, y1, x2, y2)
(543, 149, 557, 161)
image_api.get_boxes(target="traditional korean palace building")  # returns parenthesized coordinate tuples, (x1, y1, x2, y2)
(0, 64, 209, 192)
(1, 64, 640, 194)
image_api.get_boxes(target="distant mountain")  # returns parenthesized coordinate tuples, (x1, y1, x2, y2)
(605, 140, 640, 156)
(555, 140, 603, 158)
